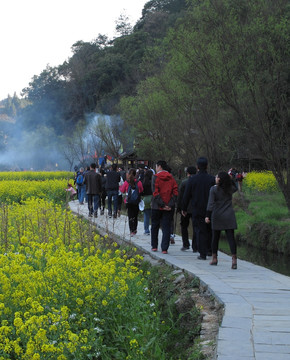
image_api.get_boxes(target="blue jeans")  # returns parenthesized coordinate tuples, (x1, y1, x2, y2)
(107, 190, 118, 215)
(88, 194, 99, 215)
(151, 209, 171, 251)
(143, 209, 151, 233)
(78, 185, 86, 203)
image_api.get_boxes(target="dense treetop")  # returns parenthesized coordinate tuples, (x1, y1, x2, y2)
(0, 0, 289, 209)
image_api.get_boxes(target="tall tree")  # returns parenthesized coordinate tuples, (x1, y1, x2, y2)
(180, 0, 290, 209)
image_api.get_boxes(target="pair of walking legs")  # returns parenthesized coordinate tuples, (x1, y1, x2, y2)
(107, 190, 118, 217)
(180, 213, 197, 251)
(126, 203, 139, 234)
(151, 209, 171, 252)
(87, 194, 100, 216)
(210, 229, 237, 269)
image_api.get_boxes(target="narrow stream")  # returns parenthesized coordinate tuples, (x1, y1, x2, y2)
(218, 238, 290, 277)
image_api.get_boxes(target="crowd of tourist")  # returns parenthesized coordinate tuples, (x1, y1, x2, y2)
(71, 157, 241, 269)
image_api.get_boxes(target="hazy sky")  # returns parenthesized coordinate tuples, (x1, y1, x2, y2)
(0, 0, 148, 100)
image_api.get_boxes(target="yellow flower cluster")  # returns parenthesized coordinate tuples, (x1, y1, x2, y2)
(0, 179, 74, 204)
(244, 171, 279, 193)
(0, 171, 73, 181)
(0, 198, 145, 359)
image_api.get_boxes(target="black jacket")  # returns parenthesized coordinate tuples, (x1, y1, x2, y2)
(182, 170, 215, 218)
(84, 170, 102, 195)
(177, 177, 193, 214)
(105, 170, 121, 191)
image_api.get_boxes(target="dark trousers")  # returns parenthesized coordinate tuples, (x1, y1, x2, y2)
(170, 207, 175, 235)
(107, 190, 118, 215)
(126, 203, 139, 232)
(193, 216, 212, 258)
(180, 213, 197, 250)
(88, 194, 99, 215)
(212, 229, 236, 255)
(100, 191, 106, 209)
(118, 194, 123, 211)
(151, 209, 171, 251)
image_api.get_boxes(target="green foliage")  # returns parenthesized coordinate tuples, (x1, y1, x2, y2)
(141, 261, 203, 359)
(234, 191, 290, 254)
(121, 0, 290, 208)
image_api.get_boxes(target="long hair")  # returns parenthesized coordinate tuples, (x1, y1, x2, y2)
(143, 169, 153, 187)
(128, 168, 136, 187)
(218, 171, 232, 195)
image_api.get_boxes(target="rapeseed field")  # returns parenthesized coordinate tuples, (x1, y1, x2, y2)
(0, 173, 173, 359)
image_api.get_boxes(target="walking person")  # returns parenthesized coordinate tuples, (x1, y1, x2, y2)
(182, 157, 215, 260)
(151, 160, 178, 254)
(167, 166, 176, 244)
(119, 168, 143, 236)
(84, 163, 102, 218)
(76, 167, 86, 204)
(99, 169, 107, 215)
(141, 169, 153, 235)
(177, 166, 198, 252)
(205, 171, 238, 269)
(105, 164, 121, 218)
(117, 174, 124, 217)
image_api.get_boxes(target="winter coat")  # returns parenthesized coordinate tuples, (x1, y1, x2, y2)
(177, 177, 193, 214)
(182, 170, 215, 218)
(151, 170, 178, 210)
(206, 184, 237, 230)
(84, 170, 102, 195)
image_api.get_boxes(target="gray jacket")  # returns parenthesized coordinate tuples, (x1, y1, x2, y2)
(206, 185, 237, 230)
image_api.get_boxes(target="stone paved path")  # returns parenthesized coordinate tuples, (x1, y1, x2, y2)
(69, 201, 290, 360)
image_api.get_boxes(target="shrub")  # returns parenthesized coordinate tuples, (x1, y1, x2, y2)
(244, 171, 279, 193)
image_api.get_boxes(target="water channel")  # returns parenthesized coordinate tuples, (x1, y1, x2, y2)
(218, 238, 290, 277)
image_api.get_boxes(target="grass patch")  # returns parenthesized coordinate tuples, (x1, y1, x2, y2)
(233, 191, 290, 255)
(140, 260, 206, 360)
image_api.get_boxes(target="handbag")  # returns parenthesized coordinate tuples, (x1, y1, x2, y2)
(139, 199, 145, 211)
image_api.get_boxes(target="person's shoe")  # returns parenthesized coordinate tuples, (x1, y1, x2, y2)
(197, 255, 206, 260)
(232, 255, 237, 269)
(130, 232, 135, 236)
(151, 248, 157, 252)
(117, 210, 121, 217)
(93, 212, 98, 218)
(162, 250, 168, 254)
(170, 235, 175, 244)
(79, 202, 84, 205)
(180, 247, 190, 251)
(144, 232, 150, 236)
(88, 213, 93, 217)
(192, 248, 198, 253)
(108, 212, 112, 218)
(100, 209, 104, 215)
(113, 213, 117, 219)
(210, 254, 218, 265)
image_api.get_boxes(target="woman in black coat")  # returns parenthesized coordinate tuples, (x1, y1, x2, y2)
(205, 171, 238, 269)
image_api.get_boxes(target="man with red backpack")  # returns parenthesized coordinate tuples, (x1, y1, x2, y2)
(151, 160, 178, 254)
